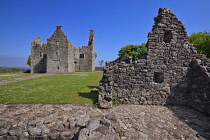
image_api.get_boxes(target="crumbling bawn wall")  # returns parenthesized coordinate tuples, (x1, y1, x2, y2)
(31, 27, 96, 73)
(31, 37, 47, 73)
(98, 8, 210, 112)
(167, 59, 210, 115)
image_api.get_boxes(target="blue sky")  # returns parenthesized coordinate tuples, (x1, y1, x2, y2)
(0, 0, 210, 68)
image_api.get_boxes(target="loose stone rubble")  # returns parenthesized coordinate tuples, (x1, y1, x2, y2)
(0, 104, 210, 139)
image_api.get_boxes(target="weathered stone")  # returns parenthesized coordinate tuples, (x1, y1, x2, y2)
(60, 131, 74, 138)
(98, 7, 210, 113)
(162, 87, 170, 93)
(86, 119, 100, 131)
(0, 129, 7, 136)
(22, 132, 29, 137)
(28, 119, 43, 126)
(28, 127, 42, 136)
(100, 119, 111, 127)
(78, 128, 93, 140)
(96, 126, 109, 135)
(105, 113, 117, 122)
(8, 129, 22, 136)
(100, 101, 112, 109)
(75, 117, 89, 127)
(119, 121, 127, 130)
(49, 132, 60, 140)
(31, 27, 96, 73)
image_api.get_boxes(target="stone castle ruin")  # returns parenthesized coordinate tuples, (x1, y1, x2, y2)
(31, 26, 96, 73)
(99, 8, 210, 115)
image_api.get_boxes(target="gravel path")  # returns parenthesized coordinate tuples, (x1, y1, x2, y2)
(0, 73, 55, 85)
(0, 104, 209, 139)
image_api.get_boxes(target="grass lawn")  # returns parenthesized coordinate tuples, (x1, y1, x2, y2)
(0, 73, 35, 81)
(0, 71, 103, 104)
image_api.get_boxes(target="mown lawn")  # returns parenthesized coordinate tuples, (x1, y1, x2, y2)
(0, 71, 103, 104)
(0, 73, 34, 81)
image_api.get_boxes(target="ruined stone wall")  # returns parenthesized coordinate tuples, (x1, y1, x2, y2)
(98, 8, 210, 111)
(76, 46, 93, 72)
(31, 37, 47, 73)
(74, 30, 95, 72)
(31, 27, 96, 73)
(167, 59, 210, 115)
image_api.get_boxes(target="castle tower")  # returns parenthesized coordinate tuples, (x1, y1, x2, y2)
(31, 37, 47, 73)
(88, 30, 94, 47)
(88, 30, 96, 71)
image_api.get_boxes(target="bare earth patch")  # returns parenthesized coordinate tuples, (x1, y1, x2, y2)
(0, 104, 209, 139)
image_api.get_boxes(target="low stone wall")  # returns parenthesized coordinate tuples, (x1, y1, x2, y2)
(95, 67, 104, 71)
(99, 58, 172, 109)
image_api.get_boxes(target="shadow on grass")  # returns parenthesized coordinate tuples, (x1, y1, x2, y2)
(78, 86, 99, 104)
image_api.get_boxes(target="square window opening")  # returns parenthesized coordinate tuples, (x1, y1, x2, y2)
(80, 54, 84, 58)
(154, 72, 164, 83)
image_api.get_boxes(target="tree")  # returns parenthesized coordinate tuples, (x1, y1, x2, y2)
(117, 43, 147, 61)
(188, 30, 210, 58)
(98, 60, 104, 67)
(27, 55, 31, 67)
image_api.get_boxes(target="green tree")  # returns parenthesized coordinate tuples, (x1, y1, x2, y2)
(117, 43, 147, 61)
(188, 30, 210, 58)
(98, 60, 104, 67)
(27, 55, 31, 67)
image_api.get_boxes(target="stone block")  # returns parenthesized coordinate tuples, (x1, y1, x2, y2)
(99, 101, 112, 109)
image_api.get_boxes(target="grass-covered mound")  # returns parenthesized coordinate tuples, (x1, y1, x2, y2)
(0, 71, 103, 104)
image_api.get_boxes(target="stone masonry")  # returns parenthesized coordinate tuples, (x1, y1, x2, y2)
(31, 26, 96, 73)
(1, 104, 210, 139)
(98, 8, 210, 115)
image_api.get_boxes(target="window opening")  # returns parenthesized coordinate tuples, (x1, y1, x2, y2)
(56, 41, 59, 45)
(164, 30, 172, 43)
(80, 54, 84, 58)
(154, 72, 164, 83)
(40, 52, 43, 58)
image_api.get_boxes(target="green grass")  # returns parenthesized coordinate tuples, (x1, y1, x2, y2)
(0, 71, 103, 104)
(0, 67, 27, 73)
(0, 73, 35, 81)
